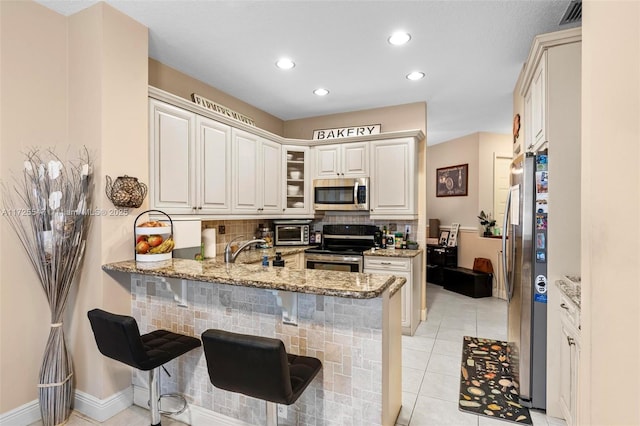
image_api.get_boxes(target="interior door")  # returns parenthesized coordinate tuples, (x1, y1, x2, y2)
(494, 154, 512, 234)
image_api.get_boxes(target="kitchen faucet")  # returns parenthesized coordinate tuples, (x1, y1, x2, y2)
(224, 236, 267, 263)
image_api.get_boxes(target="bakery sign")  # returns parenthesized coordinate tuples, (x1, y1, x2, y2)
(191, 93, 255, 126)
(313, 124, 381, 140)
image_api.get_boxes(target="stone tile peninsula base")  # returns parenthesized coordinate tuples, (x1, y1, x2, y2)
(129, 274, 401, 425)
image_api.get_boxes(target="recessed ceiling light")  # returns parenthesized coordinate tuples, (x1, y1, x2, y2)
(313, 88, 329, 96)
(275, 58, 295, 70)
(406, 71, 425, 81)
(388, 32, 411, 46)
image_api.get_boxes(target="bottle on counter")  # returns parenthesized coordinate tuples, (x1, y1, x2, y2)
(272, 252, 285, 267)
(395, 232, 404, 249)
(386, 234, 395, 249)
(262, 255, 269, 267)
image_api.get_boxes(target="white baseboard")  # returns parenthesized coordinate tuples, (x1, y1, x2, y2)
(73, 387, 133, 422)
(0, 399, 41, 426)
(0, 388, 133, 426)
(133, 384, 251, 426)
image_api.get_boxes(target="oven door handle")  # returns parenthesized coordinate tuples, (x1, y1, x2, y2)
(305, 254, 363, 263)
(353, 181, 359, 204)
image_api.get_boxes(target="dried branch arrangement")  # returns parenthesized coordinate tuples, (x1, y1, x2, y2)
(2, 148, 93, 426)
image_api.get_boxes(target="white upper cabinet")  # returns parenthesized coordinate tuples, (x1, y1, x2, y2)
(197, 116, 232, 213)
(231, 129, 281, 214)
(149, 87, 424, 219)
(260, 139, 282, 214)
(313, 142, 368, 178)
(149, 99, 197, 214)
(369, 138, 417, 219)
(528, 51, 547, 152)
(149, 99, 232, 214)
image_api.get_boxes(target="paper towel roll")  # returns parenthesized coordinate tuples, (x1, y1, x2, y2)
(202, 228, 217, 258)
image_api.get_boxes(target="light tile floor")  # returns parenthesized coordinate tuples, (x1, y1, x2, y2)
(396, 283, 566, 426)
(30, 283, 567, 426)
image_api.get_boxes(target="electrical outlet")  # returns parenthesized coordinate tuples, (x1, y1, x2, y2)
(218, 225, 225, 234)
(277, 404, 287, 419)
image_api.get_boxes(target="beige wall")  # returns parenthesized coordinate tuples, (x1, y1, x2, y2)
(427, 133, 480, 227)
(580, 1, 640, 425)
(426, 131, 510, 229)
(0, 1, 69, 412)
(0, 0, 148, 414)
(67, 3, 149, 399)
(283, 102, 426, 139)
(149, 58, 285, 136)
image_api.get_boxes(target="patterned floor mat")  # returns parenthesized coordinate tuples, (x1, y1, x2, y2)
(459, 336, 532, 424)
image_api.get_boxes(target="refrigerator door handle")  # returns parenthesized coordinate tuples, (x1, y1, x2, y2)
(502, 188, 513, 301)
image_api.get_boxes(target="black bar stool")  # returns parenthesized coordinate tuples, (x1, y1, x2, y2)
(87, 308, 201, 426)
(201, 329, 322, 426)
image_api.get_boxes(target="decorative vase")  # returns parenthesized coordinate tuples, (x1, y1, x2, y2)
(38, 326, 73, 426)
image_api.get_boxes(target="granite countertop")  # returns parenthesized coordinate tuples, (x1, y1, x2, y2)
(103, 258, 405, 299)
(364, 248, 423, 258)
(556, 276, 581, 309)
(212, 245, 311, 264)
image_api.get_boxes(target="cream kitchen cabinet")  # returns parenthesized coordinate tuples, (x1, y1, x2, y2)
(559, 293, 581, 426)
(524, 52, 547, 153)
(282, 146, 311, 216)
(232, 128, 281, 215)
(313, 142, 368, 178)
(364, 253, 422, 336)
(369, 137, 418, 219)
(282, 252, 304, 270)
(149, 99, 231, 214)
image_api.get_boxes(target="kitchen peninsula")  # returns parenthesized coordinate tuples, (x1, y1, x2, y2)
(102, 257, 404, 426)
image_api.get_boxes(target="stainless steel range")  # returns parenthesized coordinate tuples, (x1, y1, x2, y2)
(304, 224, 380, 272)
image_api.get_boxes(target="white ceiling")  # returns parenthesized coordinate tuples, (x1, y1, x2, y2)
(37, 0, 579, 145)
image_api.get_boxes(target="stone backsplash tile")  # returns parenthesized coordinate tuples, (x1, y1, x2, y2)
(131, 275, 386, 425)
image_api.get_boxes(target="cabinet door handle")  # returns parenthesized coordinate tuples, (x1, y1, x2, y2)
(381, 262, 392, 265)
(197, 206, 202, 210)
(560, 303, 569, 310)
(566, 336, 575, 346)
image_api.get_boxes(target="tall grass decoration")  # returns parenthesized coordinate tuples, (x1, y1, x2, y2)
(2, 148, 92, 426)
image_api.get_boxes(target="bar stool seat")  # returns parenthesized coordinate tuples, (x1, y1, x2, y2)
(201, 329, 322, 425)
(88, 308, 201, 426)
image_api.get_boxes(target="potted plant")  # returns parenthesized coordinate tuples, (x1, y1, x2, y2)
(477, 210, 496, 237)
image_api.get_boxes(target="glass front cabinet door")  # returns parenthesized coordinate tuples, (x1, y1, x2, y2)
(282, 146, 311, 216)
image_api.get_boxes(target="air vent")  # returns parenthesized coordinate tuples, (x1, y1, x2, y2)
(559, 0, 582, 25)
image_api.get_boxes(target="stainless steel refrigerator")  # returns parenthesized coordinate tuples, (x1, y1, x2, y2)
(501, 152, 548, 409)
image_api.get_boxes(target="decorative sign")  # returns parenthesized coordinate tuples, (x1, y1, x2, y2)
(191, 93, 255, 126)
(436, 164, 468, 197)
(313, 124, 381, 140)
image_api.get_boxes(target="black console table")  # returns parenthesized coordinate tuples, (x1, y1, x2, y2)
(426, 245, 492, 298)
(426, 245, 457, 286)
(442, 267, 492, 298)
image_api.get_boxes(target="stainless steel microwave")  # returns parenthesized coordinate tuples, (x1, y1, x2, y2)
(274, 220, 311, 246)
(313, 177, 369, 211)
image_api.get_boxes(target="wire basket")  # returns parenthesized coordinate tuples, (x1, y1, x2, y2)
(134, 210, 174, 261)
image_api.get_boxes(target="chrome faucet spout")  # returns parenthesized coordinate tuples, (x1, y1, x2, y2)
(224, 236, 267, 263)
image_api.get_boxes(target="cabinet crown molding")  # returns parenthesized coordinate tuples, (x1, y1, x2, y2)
(519, 27, 582, 97)
(149, 86, 424, 145)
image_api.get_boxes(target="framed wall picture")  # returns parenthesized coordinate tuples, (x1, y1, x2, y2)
(436, 164, 468, 197)
(439, 231, 450, 245)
